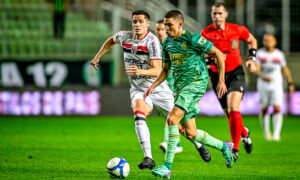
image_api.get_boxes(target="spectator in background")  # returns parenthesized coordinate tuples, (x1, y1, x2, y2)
(255, 34, 295, 141)
(52, 0, 67, 39)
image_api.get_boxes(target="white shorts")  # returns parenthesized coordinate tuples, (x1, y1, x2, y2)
(130, 88, 174, 117)
(258, 88, 283, 109)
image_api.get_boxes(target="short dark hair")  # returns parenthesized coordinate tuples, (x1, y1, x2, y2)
(156, 19, 164, 24)
(164, 10, 184, 22)
(212, 2, 227, 11)
(132, 10, 150, 21)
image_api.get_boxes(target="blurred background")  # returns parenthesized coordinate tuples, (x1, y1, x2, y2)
(1, 0, 300, 116)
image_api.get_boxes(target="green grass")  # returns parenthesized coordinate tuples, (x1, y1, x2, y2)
(0, 116, 300, 179)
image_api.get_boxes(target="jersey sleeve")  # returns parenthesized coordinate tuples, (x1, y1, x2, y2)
(191, 32, 213, 54)
(256, 49, 262, 65)
(162, 43, 171, 63)
(115, 31, 125, 44)
(148, 37, 162, 60)
(237, 25, 250, 42)
(280, 51, 287, 67)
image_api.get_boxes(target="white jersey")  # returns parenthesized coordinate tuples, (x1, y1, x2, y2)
(256, 48, 286, 90)
(115, 30, 170, 92)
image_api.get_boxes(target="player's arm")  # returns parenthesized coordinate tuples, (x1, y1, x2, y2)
(144, 62, 171, 99)
(244, 33, 257, 73)
(282, 66, 295, 95)
(126, 60, 162, 77)
(90, 34, 117, 70)
(254, 64, 271, 82)
(208, 46, 227, 98)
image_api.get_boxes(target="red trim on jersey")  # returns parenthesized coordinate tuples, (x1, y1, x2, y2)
(272, 58, 281, 62)
(259, 57, 267, 61)
(134, 110, 146, 117)
(122, 42, 132, 48)
(137, 45, 148, 52)
(150, 59, 162, 61)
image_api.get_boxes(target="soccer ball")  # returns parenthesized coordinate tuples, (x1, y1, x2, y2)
(106, 157, 130, 179)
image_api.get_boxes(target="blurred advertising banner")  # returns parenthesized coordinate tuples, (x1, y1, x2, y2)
(199, 91, 300, 116)
(0, 89, 299, 116)
(0, 60, 112, 87)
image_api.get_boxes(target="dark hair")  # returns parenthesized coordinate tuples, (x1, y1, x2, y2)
(164, 10, 184, 22)
(212, 2, 227, 11)
(132, 10, 150, 21)
(156, 19, 164, 24)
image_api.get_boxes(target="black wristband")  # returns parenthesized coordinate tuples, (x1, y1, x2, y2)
(249, 49, 257, 57)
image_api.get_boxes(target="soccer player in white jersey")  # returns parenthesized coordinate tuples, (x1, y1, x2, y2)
(90, 10, 209, 170)
(256, 34, 295, 141)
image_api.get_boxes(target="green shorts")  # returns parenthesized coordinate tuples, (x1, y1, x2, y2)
(174, 80, 208, 125)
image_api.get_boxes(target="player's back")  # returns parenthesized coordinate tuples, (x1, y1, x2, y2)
(256, 48, 286, 90)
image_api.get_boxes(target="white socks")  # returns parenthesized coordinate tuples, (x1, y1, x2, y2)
(273, 113, 283, 141)
(134, 111, 152, 159)
(260, 113, 272, 140)
(260, 112, 283, 141)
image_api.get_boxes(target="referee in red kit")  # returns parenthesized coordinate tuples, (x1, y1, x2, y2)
(201, 2, 257, 161)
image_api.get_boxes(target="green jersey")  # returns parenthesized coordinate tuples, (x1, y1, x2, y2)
(163, 30, 213, 95)
(161, 43, 174, 91)
(162, 30, 213, 124)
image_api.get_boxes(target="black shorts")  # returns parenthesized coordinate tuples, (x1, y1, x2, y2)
(209, 65, 246, 109)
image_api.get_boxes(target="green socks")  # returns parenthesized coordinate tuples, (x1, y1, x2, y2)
(164, 126, 182, 147)
(164, 127, 169, 142)
(164, 125, 179, 169)
(191, 129, 223, 151)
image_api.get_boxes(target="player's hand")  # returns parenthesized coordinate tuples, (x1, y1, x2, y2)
(289, 84, 295, 95)
(90, 57, 100, 70)
(144, 86, 154, 100)
(216, 81, 227, 98)
(264, 77, 272, 82)
(126, 66, 142, 76)
(245, 60, 256, 73)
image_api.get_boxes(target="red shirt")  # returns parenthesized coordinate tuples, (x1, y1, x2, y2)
(201, 22, 250, 72)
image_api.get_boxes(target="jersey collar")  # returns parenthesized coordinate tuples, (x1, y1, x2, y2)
(134, 30, 150, 40)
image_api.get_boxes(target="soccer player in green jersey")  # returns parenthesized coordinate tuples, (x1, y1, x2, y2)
(155, 20, 212, 162)
(145, 10, 234, 179)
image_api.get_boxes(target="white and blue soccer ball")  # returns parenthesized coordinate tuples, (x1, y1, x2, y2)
(106, 157, 130, 179)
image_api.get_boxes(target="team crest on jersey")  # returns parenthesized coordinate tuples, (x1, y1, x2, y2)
(198, 36, 206, 45)
(181, 41, 187, 49)
(231, 40, 237, 49)
(131, 44, 138, 54)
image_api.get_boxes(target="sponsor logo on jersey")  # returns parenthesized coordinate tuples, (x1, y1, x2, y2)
(231, 40, 237, 49)
(181, 41, 187, 49)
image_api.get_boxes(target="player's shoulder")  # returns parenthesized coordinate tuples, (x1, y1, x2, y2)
(227, 22, 248, 32)
(116, 31, 133, 37)
(202, 24, 214, 33)
(146, 31, 159, 41)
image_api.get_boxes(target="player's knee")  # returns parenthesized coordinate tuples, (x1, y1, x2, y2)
(167, 116, 178, 125)
(274, 106, 280, 113)
(184, 129, 197, 140)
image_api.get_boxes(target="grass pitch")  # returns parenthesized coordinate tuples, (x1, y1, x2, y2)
(0, 116, 300, 179)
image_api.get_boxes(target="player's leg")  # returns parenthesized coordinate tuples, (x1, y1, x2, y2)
(183, 118, 234, 168)
(227, 67, 252, 160)
(152, 106, 184, 178)
(259, 89, 272, 140)
(131, 96, 155, 170)
(178, 121, 211, 162)
(227, 91, 252, 160)
(271, 89, 284, 141)
(151, 90, 184, 154)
